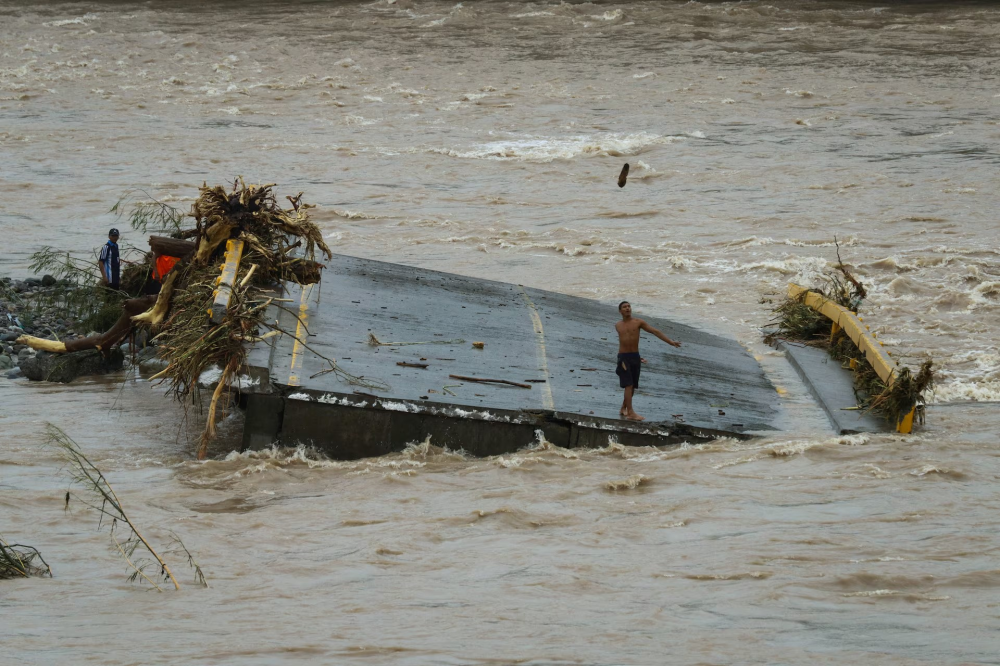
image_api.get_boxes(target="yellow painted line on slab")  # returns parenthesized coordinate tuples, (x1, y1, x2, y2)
(518, 286, 555, 411)
(287, 283, 316, 387)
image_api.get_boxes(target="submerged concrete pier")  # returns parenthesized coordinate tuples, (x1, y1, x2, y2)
(241, 255, 780, 458)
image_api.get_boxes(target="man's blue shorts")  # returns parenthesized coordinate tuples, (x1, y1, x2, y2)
(616, 352, 641, 389)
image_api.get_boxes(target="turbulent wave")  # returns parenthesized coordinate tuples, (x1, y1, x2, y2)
(931, 380, 1000, 403)
(428, 132, 683, 162)
(603, 474, 651, 490)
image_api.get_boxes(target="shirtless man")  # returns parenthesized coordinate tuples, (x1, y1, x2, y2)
(614, 301, 681, 421)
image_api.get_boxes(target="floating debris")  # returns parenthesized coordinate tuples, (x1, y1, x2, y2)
(0, 535, 51, 579)
(618, 163, 629, 188)
(765, 239, 932, 428)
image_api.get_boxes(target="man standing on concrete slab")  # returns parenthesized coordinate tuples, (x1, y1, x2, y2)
(615, 301, 681, 421)
(98, 228, 121, 291)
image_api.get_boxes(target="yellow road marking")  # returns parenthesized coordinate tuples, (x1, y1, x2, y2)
(518, 286, 555, 411)
(287, 283, 315, 386)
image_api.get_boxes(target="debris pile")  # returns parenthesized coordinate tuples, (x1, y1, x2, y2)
(0, 536, 51, 579)
(765, 246, 933, 428)
(18, 180, 332, 457)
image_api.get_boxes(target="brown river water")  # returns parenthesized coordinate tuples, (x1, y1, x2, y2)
(2, 1, 999, 663)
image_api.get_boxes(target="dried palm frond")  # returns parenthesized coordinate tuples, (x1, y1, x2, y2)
(764, 296, 827, 345)
(45, 423, 180, 591)
(110, 190, 187, 235)
(165, 531, 209, 588)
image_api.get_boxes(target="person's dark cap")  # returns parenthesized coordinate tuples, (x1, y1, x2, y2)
(109, 228, 120, 236)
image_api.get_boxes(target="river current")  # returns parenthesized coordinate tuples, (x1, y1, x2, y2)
(1, 1, 999, 664)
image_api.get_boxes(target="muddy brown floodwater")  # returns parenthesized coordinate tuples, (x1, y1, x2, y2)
(2, 1, 999, 664)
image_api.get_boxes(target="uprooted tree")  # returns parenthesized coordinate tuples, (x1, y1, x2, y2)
(20, 179, 332, 458)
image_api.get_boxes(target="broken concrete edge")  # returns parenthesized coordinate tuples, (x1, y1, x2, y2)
(279, 384, 752, 439)
(774, 339, 891, 435)
(237, 384, 754, 460)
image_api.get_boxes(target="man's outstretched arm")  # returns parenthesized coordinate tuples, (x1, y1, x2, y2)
(640, 320, 681, 347)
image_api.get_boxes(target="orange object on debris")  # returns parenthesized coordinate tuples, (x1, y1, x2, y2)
(153, 255, 181, 282)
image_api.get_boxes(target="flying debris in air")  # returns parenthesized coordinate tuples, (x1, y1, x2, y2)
(617, 163, 629, 188)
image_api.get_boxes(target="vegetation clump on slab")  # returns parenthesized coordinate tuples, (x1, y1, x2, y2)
(765, 242, 933, 427)
(21, 179, 334, 457)
(148, 180, 331, 457)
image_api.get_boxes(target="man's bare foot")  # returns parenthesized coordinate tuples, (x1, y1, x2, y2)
(619, 407, 628, 418)
(625, 411, 645, 421)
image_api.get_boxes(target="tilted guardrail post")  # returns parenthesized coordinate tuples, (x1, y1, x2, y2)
(210, 239, 245, 325)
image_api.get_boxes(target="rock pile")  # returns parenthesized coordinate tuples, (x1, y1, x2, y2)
(1, 275, 119, 381)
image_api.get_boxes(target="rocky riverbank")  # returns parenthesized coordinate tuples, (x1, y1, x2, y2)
(1, 276, 83, 379)
(0, 275, 158, 381)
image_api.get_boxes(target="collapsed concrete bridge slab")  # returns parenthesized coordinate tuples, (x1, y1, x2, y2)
(241, 255, 781, 458)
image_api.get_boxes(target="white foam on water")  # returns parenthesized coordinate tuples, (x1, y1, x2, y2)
(604, 474, 650, 490)
(330, 208, 387, 219)
(429, 132, 683, 162)
(344, 115, 379, 126)
(732, 255, 830, 277)
(968, 281, 1000, 308)
(909, 464, 951, 477)
(931, 380, 1000, 403)
(591, 9, 624, 21)
(377, 400, 420, 413)
(44, 14, 99, 27)
(843, 589, 897, 597)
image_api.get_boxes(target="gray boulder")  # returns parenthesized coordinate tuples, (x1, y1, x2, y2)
(19, 348, 125, 383)
(6, 367, 23, 379)
(0, 354, 12, 370)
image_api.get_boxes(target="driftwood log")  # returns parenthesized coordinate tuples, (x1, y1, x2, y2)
(148, 236, 196, 259)
(18, 295, 157, 354)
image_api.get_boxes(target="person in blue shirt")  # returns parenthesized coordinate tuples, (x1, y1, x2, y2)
(98, 228, 121, 290)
